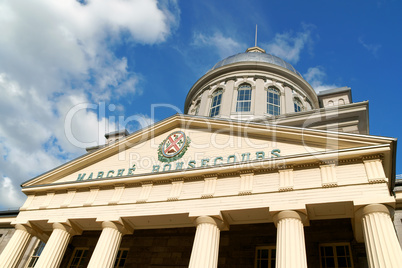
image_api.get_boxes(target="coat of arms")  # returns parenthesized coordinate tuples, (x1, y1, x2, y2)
(158, 131, 191, 162)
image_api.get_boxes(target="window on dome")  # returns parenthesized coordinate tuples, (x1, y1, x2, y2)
(236, 84, 252, 112)
(294, 98, 303, 112)
(306, 99, 313, 110)
(267, 87, 280, 115)
(209, 89, 223, 117)
(194, 99, 201, 115)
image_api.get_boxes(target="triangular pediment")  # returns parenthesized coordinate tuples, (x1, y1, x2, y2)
(22, 115, 393, 187)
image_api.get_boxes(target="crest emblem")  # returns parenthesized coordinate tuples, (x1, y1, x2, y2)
(158, 131, 191, 163)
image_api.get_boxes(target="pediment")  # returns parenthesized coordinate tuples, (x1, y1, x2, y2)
(22, 115, 392, 187)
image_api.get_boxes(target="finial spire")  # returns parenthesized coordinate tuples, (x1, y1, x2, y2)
(245, 24, 265, 53)
(255, 24, 258, 47)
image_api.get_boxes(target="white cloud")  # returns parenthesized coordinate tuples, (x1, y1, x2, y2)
(359, 37, 381, 57)
(0, 0, 179, 209)
(193, 32, 245, 58)
(262, 24, 315, 64)
(0, 177, 23, 209)
(304, 66, 339, 93)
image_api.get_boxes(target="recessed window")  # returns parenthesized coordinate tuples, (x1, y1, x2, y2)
(328, 100, 334, 106)
(236, 84, 252, 112)
(294, 98, 303, 112)
(320, 243, 353, 268)
(194, 100, 201, 115)
(339, 98, 345, 105)
(255, 246, 276, 268)
(27, 241, 46, 267)
(306, 99, 313, 110)
(267, 87, 280, 115)
(68, 247, 89, 268)
(114, 249, 129, 268)
(209, 89, 223, 117)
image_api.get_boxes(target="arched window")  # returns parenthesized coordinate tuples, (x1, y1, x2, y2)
(328, 100, 334, 106)
(236, 84, 252, 112)
(194, 100, 200, 115)
(294, 98, 303, 112)
(267, 87, 280, 115)
(338, 98, 345, 105)
(209, 89, 223, 117)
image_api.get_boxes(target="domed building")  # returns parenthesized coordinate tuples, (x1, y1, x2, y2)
(0, 47, 400, 268)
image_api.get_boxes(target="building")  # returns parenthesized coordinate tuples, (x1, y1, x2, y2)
(0, 46, 401, 268)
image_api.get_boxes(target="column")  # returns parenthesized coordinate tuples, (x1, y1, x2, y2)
(188, 216, 222, 268)
(360, 204, 402, 268)
(274, 211, 307, 268)
(35, 222, 80, 268)
(0, 224, 33, 267)
(87, 221, 131, 268)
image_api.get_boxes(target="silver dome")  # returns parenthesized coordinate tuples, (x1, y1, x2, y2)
(210, 52, 302, 77)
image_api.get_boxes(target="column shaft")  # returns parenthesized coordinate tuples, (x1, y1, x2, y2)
(87, 221, 124, 268)
(361, 204, 402, 268)
(275, 211, 307, 268)
(35, 223, 74, 268)
(0, 224, 32, 267)
(189, 216, 221, 268)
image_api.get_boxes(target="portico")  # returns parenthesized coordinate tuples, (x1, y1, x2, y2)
(0, 114, 400, 267)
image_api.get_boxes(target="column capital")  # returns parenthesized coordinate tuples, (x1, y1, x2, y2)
(360, 203, 393, 217)
(193, 215, 228, 231)
(273, 210, 308, 226)
(52, 221, 82, 236)
(101, 220, 134, 235)
(14, 223, 33, 233)
(15, 222, 49, 242)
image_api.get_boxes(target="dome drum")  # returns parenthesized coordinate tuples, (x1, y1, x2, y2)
(185, 50, 318, 121)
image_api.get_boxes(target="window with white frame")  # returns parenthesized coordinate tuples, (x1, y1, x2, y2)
(255, 246, 276, 268)
(320, 243, 353, 268)
(114, 249, 129, 267)
(209, 89, 223, 117)
(294, 98, 304, 112)
(68, 247, 89, 268)
(267, 87, 280, 115)
(26, 241, 46, 267)
(236, 84, 252, 112)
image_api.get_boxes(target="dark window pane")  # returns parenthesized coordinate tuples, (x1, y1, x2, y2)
(261, 249, 268, 258)
(336, 246, 346, 256)
(119, 258, 126, 266)
(326, 257, 335, 267)
(261, 260, 268, 267)
(325, 246, 334, 256)
(338, 257, 347, 267)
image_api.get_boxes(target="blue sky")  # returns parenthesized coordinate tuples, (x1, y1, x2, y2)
(0, 0, 401, 209)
